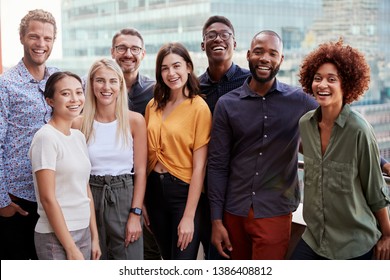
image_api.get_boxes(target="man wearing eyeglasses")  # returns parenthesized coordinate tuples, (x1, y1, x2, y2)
(199, 15, 250, 114)
(111, 28, 155, 116)
(198, 16, 250, 260)
(110, 28, 160, 260)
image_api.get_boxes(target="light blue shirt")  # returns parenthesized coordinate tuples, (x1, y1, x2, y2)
(0, 59, 58, 207)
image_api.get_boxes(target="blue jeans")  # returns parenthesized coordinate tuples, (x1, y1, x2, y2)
(145, 171, 202, 260)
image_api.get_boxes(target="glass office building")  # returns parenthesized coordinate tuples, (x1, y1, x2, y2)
(55, 0, 390, 160)
(58, 0, 322, 77)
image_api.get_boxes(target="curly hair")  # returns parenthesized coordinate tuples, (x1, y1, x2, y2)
(19, 9, 57, 40)
(299, 38, 370, 104)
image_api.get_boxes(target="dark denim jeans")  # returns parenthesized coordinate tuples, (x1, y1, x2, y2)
(145, 171, 202, 260)
(198, 194, 226, 260)
(290, 238, 374, 260)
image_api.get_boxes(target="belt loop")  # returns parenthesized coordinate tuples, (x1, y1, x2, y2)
(169, 173, 177, 182)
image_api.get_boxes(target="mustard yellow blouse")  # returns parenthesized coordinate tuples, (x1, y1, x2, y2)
(145, 95, 212, 183)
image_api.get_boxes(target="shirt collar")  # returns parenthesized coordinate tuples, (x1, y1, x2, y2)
(133, 73, 152, 89)
(239, 76, 280, 98)
(312, 103, 351, 128)
(17, 59, 53, 83)
(205, 62, 238, 83)
(134, 73, 142, 88)
(17, 60, 36, 83)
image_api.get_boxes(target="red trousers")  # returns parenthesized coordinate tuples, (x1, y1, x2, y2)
(224, 208, 292, 260)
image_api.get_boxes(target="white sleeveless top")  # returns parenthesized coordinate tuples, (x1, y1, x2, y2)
(88, 120, 134, 176)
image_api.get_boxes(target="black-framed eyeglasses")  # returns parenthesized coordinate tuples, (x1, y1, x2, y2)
(204, 31, 233, 41)
(115, 45, 143, 55)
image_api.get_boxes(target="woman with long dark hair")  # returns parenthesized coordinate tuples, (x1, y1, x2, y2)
(145, 42, 212, 259)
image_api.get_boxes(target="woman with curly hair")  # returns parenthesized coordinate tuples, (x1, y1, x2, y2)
(291, 39, 390, 259)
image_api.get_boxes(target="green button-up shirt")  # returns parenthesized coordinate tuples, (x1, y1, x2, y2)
(299, 104, 390, 259)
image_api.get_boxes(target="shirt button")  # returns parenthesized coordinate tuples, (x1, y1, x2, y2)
(255, 172, 259, 175)
(252, 192, 256, 195)
(264, 135, 267, 138)
(259, 152, 262, 156)
(264, 116, 268, 119)
(263, 97, 266, 100)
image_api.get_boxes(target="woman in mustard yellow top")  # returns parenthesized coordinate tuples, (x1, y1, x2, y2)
(145, 42, 212, 259)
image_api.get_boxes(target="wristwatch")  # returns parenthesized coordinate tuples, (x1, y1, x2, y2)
(130, 207, 142, 216)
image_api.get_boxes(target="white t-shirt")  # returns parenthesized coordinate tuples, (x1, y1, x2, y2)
(29, 124, 91, 233)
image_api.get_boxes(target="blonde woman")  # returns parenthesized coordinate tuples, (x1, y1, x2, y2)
(73, 58, 147, 259)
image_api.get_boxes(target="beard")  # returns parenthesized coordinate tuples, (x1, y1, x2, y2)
(249, 61, 281, 83)
(119, 64, 136, 74)
(23, 46, 51, 67)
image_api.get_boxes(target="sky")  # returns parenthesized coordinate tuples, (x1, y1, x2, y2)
(0, 0, 62, 68)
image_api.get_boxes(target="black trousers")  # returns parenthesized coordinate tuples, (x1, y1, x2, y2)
(145, 171, 202, 260)
(200, 170, 226, 260)
(0, 197, 38, 260)
(290, 238, 374, 260)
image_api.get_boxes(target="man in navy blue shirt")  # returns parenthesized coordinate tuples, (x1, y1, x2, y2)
(198, 16, 250, 260)
(207, 30, 318, 260)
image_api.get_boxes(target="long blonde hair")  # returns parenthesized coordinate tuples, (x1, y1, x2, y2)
(81, 58, 131, 148)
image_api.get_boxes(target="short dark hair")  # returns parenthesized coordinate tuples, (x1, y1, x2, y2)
(112, 28, 144, 48)
(202, 15, 235, 36)
(251, 30, 283, 46)
(44, 71, 82, 100)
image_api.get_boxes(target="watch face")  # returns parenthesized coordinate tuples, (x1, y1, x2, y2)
(132, 208, 142, 215)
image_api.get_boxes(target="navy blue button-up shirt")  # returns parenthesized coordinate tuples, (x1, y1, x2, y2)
(128, 74, 155, 116)
(199, 63, 250, 114)
(208, 77, 318, 220)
